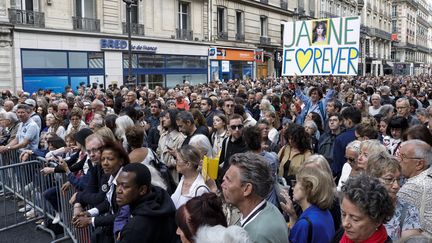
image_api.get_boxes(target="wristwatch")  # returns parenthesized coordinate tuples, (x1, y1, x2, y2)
(7, 146, 11, 150)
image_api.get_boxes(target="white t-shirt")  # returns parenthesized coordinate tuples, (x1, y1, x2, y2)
(171, 174, 209, 209)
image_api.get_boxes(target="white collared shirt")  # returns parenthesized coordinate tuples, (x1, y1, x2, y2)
(107, 167, 122, 211)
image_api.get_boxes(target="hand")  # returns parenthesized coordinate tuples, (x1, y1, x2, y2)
(205, 178, 218, 193)
(279, 190, 296, 218)
(58, 158, 69, 173)
(20, 152, 30, 162)
(69, 192, 77, 205)
(72, 215, 92, 228)
(167, 147, 176, 156)
(40, 167, 55, 175)
(0, 146, 6, 153)
(72, 203, 83, 218)
(61, 182, 71, 195)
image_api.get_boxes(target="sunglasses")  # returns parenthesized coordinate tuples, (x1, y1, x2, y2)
(230, 124, 244, 130)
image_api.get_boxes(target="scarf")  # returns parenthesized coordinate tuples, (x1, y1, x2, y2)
(340, 225, 388, 243)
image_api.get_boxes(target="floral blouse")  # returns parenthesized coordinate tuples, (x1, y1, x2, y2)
(384, 199, 421, 241)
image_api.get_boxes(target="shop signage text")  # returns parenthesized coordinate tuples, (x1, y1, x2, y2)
(100, 39, 157, 53)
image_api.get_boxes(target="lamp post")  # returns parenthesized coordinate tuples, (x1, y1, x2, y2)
(123, 0, 137, 87)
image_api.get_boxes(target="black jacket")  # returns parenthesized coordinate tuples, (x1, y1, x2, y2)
(76, 164, 109, 207)
(118, 186, 177, 243)
(217, 136, 247, 184)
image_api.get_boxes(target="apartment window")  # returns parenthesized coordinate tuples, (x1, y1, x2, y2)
(236, 11, 244, 34)
(178, 2, 190, 30)
(130, 3, 138, 24)
(392, 20, 397, 33)
(76, 0, 96, 18)
(260, 16, 268, 37)
(280, 23, 284, 43)
(18, 0, 34, 10)
(217, 7, 227, 33)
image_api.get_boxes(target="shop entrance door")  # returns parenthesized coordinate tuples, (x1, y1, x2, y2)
(257, 63, 268, 79)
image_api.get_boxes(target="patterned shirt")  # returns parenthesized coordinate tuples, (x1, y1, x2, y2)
(385, 199, 421, 241)
(398, 167, 432, 235)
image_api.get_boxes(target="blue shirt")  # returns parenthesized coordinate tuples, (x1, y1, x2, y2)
(16, 118, 39, 151)
(289, 205, 335, 243)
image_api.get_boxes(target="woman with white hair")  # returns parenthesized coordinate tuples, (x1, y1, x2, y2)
(115, 115, 135, 151)
(195, 225, 252, 243)
(259, 98, 274, 120)
(0, 112, 19, 146)
(337, 140, 361, 191)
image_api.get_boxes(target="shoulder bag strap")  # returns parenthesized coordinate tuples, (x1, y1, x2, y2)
(194, 184, 210, 197)
(303, 216, 313, 243)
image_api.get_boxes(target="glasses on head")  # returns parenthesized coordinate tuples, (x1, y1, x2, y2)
(230, 124, 244, 130)
(86, 147, 102, 155)
(380, 177, 402, 185)
(345, 157, 356, 164)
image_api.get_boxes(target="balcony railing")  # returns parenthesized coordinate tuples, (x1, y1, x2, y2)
(217, 31, 228, 40)
(309, 10, 315, 18)
(235, 33, 245, 41)
(176, 28, 193, 40)
(122, 22, 145, 36)
(260, 36, 271, 45)
(72, 16, 100, 32)
(368, 28, 391, 40)
(8, 9, 45, 27)
(280, 0, 288, 9)
(260, 0, 268, 4)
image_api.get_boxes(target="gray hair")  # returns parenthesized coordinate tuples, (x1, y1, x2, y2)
(176, 111, 194, 123)
(401, 139, 432, 167)
(341, 173, 394, 224)
(415, 108, 429, 118)
(346, 140, 361, 154)
(229, 152, 273, 199)
(396, 97, 409, 107)
(115, 115, 135, 139)
(379, 104, 394, 117)
(379, 86, 390, 95)
(3, 112, 18, 123)
(195, 225, 252, 243)
(189, 135, 213, 158)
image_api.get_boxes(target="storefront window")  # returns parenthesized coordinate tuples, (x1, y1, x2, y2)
(22, 50, 67, 68)
(137, 74, 164, 89)
(138, 54, 164, 68)
(166, 74, 207, 87)
(69, 52, 88, 68)
(123, 54, 138, 69)
(166, 55, 207, 68)
(89, 52, 104, 69)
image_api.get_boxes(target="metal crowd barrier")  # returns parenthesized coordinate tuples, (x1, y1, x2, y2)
(0, 150, 92, 243)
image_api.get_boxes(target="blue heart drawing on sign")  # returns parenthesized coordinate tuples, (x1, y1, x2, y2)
(296, 48, 313, 73)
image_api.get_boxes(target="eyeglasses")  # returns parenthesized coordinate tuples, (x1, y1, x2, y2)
(396, 106, 408, 109)
(380, 177, 402, 185)
(399, 153, 423, 161)
(230, 124, 244, 130)
(86, 147, 102, 154)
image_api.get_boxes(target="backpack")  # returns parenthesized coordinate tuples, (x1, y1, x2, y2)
(317, 133, 336, 164)
(148, 149, 177, 195)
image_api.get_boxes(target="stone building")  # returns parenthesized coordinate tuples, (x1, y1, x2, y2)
(0, 0, 319, 92)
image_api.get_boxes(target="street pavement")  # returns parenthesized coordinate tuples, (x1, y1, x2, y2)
(0, 196, 73, 243)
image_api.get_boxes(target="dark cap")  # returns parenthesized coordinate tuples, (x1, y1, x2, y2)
(74, 128, 94, 146)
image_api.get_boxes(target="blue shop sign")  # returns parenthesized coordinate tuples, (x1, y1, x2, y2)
(100, 39, 157, 53)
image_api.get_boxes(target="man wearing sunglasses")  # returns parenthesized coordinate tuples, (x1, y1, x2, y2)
(217, 114, 247, 184)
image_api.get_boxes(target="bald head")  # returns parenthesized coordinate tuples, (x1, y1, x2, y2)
(3, 100, 14, 112)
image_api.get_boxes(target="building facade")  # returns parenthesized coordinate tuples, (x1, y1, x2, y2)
(391, 0, 432, 75)
(0, 0, 319, 93)
(320, 0, 393, 76)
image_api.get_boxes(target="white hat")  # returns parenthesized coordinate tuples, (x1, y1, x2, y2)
(24, 99, 36, 107)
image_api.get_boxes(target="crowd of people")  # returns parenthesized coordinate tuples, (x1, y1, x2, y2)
(0, 74, 432, 242)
